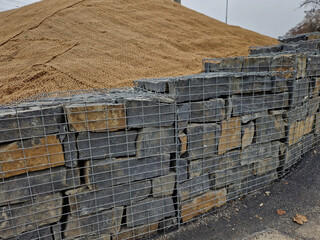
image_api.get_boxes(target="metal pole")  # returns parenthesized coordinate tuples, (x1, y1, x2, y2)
(225, 0, 229, 24)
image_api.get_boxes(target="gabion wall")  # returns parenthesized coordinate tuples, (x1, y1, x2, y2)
(1, 32, 320, 239)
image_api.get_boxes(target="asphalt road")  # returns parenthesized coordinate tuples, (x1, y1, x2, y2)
(155, 144, 320, 240)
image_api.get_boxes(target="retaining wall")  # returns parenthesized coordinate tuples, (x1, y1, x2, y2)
(1, 33, 320, 239)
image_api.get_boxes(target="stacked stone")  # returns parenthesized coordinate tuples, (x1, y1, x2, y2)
(0, 90, 178, 239)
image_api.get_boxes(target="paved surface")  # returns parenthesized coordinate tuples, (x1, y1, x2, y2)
(156, 144, 320, 240)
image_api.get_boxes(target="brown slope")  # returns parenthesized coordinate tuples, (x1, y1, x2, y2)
(0, 0, 277, 104)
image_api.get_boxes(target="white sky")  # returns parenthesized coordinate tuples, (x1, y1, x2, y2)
(183, 0, 307, 38)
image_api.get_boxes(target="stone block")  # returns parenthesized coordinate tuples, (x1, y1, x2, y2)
(187, 123, 221, 159)
(136, 127, 175, 158)
(270, 54, 296, 73)
(85, 155, 170, 190)
(217, 150, 241, 171)
(65, 103, 126, 132)
(0, 193, 63, 239)
(271, 75, 289, 93)
(232, 93, 289, 116)
(0, 135, 65, 179)
(177, 104, 190, 132)
(179, 132, 187, 156)
(152, 173, 176, 198)
(288, 116, 315, 146)
(291, 78, 310, 107)
(64, 207, 123, 239)
(311, 77, 320, 97)
(188, 155, 222, 178)
(126, 99, 175, 128)
(190, 99, 225, 123)
(218, 57, 243, 72)
(245, 171, 278, 193)
(306, 55, 320, 77)
(241, 111, 268, 124)
(126, 197, 175, 227)
(242, 56, 271, 72)
(0, 166, 80, 206)
(177, 158, 188, 183)
(307, 97, 319, 117)
(242, 121, 254, 149)
(0, 105, 63, 144)
(218, 117, 241, 155)
(67, 180, 151, 217)
(240, 141, 280, 165)
(6, 225, 54, 240)
(211, 164, 252, 189)
(188, 160, 203, 179)
(180, 174, 210, 201)
(231, 74, 272, 93)
(61, 132, 78, 167)
(255, 115, 286, 143)
(52, 222, 63, 240)
(77, 130, 137, 160)
(316, 113, 320, 135)
(302, 134, 314, 155)
(181, 189, 227, 223)
(284, 141, 303, 169)
(253, 157, 280, 176)
(115, 222, 159, 240)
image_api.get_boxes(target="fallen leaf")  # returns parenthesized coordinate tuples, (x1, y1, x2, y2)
(265, 191, 270, 196)
(283, 181, 289, 185)
(277, 209, 286, 215)
(260, 203, 264, 207)
(255, 215, 263, 220)
(293, 214, 308, 225)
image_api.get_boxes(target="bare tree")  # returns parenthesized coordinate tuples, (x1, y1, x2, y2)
(300, 0, 320, 9)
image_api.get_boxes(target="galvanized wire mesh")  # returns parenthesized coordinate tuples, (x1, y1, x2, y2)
(1, 33, 320, 240)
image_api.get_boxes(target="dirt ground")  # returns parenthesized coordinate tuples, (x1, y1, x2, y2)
(155, 145, 320, 240)
(0, 0, 276, 104)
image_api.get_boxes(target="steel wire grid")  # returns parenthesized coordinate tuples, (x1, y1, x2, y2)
(1, 38, 320, 240)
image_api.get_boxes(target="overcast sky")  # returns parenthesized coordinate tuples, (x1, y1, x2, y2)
(183, 0, 306, 38)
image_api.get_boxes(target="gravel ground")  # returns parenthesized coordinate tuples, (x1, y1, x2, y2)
(154, 144, 320, 240)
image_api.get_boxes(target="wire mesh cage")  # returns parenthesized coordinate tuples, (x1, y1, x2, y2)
(1, 33, 320, 240)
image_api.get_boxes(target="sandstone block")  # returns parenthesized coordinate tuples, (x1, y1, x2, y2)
(0, 166, 80, 206)
(0, 193, 62, 239)
(253, 157, 280, 176)
(85, 155, 170, 190)
(188, 160, 203, 179)
(190, 99, 225, 123)
(0, 135, 65, 179)
(0, 105, 63, 144)
(77, 130, 137, 160)
(179, 132, 187, 156)
(67, 181, 151, 217)
(240, 141, 280, 165)
(242, 121, 254, 149)
(288, 116, 315, 146)
(152, 173, 176, 198)
(181, 189, 227, 222)
(218, 117, 241, 155)
(65, 103, 126, 132)
(187, 123, 221, 159)
(126, 99, 175, 128)
(64, 207, 123, 239)
(115, 222, 159, 240)
(136, 127, 175, 158)
(255, 115, 286, 143)
(232, 93, 289, 116)
(126, 197, 175, 227)
(180, 174, 210, 201)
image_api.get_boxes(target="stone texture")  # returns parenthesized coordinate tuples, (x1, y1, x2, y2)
(242, 121, 254, 149)
(311, 77, 320, 97)
(242, 56, 271, 72)
(67, 180, 151, 217)
(188, 155, 222, 178)
(242, 111, 268, 124)
(0, 193, 63, 239)
(181, 189, 227, 222)
(188, 160, 203, 179)
(126, 197, 175, 227)
(61, 131, 78, 167)
(218, 117, 241, 155)
(126, 99, 175, 128)
(291, 78, 310, 107)
(270, 54, 296, 73)
(115, 222, 159, 240)
(6, 225, 54, 240)
(288, 116, 315, 146)
(64, 207, 123, 239)
(302, 134, 315, 155)
(159, 217, 178, 230)
(190, 99, 225, 123)
(316, 112, 320, 135)
(253, 157, 280, 176)
(177, 104, 190, 132)
(231, 74, 272, 93)
(85, 155, 170, 190)
(0, 105, 63, 144)
(0, 166, 80, 206)
(136, 127, 175, 158)
(77, 130, 137, 160)
(187, 123, 221, 159)
(180, 174, 211, 201)
(255, 115, 286, 143)
(0, 135, 65, 179)
(284, 141, 303, 169)
(179, 132, 187, 156)
(177, 158, 188, 183)
(65, 103, 126, 132)
(240, 141, 280, 165)
(232, 93, 289, 116)
(152, 173, 176, 198)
